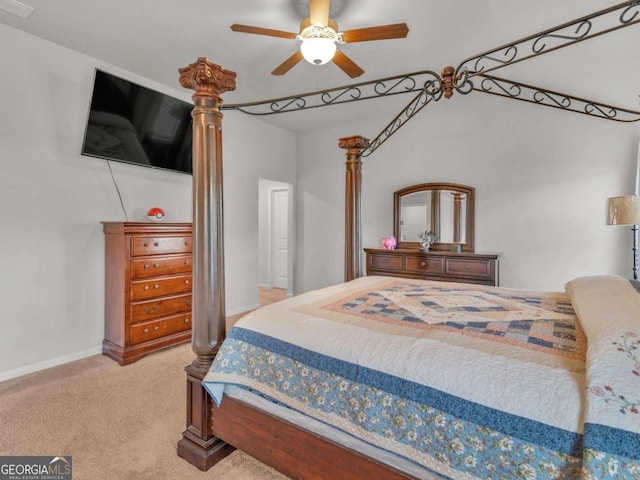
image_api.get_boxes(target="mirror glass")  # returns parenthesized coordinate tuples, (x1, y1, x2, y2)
(394, 183, 475, 251)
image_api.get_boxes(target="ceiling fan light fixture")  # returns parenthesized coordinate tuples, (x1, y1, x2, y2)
(300, 37, 337, 65)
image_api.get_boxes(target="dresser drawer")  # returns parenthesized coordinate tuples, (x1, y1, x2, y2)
(445, 259, 492, 279)
(130, 313, 192, 345)
(369, 254, 403, 271)
(131, 294, 192, 322)
(131, 236, 192, 257)
(131, 255, 192, 279)
(365, 248, 499, 287)
(131, 274, 192, 301)
(404, 256, 444, 274)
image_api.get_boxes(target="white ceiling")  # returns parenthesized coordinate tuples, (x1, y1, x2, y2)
(2, 0, 638, 131)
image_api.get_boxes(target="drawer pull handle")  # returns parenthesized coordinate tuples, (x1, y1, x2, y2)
(154, 263, 159, 268)
(185, 300, 192, 306)
(383, 259, 389, 264)
(144, 242, 149, 247)
(144, 264, 150, 269)
(184, 318, 190, 323)
(154, 284, 159, 289)
(420, 262, 426, 267)
(184, 241, 188, 245)
(143, 306, 159, 314)
(184, 260, 190, 266)
(144, 285, 150, 291)
(154, 325, 159, 331)
(465, 265, 470, 269)
(154, 242, 159, 247)
(143, 328, 149, 333)
(185, 280, 190, 285)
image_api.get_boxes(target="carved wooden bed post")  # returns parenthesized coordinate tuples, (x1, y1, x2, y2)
(176, 57, 237, 470)
(339, 135, 370, 282)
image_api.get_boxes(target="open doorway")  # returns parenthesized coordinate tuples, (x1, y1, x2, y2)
(258, 179, 292, 302)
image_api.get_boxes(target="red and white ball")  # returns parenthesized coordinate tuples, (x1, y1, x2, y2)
(147, 207, 165, 222)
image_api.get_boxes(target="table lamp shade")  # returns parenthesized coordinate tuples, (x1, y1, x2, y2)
(607, 195, 640, 225)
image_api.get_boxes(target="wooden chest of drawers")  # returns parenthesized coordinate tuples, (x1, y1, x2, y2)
(365, 248, 500, 286)
(102, 222, 193, 365)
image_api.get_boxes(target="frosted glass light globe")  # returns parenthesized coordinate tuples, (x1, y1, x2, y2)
(300, 38, 337, 65)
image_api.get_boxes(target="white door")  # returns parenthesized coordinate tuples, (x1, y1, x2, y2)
(271, 188, 289, 289)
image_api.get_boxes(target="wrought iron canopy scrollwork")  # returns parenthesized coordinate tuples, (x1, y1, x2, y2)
(362, 68, 473, 158)
(223, 1, 640, 159)
(456, 0, 640, 77)
(473, 74, 640, 123)
(221, 71, 441, 116)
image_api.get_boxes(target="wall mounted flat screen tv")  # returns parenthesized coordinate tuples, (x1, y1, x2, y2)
(81, 69, 193, 175)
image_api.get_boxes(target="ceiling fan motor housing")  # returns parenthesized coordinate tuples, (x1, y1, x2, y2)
(299, 17, 339, 36)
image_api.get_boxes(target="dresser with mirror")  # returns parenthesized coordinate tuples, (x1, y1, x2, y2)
(365, 182, 500, 286)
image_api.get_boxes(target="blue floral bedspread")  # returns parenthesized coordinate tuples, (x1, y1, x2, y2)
(204, 275, 640, 479)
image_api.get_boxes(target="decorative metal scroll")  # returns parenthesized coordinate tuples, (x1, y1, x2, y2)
(360, 89, 434, 158)
(221, 71, 441, 116)
(361, 69, 472, 158)
(457, 0, 640, 77)
(362, 0, 640, 155)
(473, 74, 640, 122)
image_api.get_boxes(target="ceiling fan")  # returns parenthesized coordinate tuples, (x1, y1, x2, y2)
(230, 0, 409, 78)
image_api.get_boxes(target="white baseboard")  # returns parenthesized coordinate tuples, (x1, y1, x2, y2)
(0, 346, 103, 383)
(258, 283, 270, 288)
(0, 302, 273, 383)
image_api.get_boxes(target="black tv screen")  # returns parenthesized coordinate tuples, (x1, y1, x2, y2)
(81, 69, 193, 175)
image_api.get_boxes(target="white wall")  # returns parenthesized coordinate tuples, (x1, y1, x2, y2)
(295, 87, 640, 294)
(0, 24, 296, 380)
(224, 118, 296, 310)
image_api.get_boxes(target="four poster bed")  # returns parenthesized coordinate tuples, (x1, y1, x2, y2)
(175, 2, 640, 479)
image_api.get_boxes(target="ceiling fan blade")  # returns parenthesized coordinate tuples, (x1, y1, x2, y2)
(341, 23, 409, 43)
(309, 0, 330, 27)
(271, 51, 304, 75)
(230, 24, 297, 40)
(332, 50, 364, 78)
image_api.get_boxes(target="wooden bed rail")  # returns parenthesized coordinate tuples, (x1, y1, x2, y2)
(176, 57, 237, 470)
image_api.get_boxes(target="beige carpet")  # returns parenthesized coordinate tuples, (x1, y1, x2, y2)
(0, 343, 288, 480)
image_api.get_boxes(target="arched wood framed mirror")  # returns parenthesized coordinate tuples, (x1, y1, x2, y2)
(394, 183, 475, 252)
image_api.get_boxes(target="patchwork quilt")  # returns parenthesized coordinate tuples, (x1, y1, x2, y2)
(204, 275, 640, 479)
